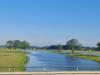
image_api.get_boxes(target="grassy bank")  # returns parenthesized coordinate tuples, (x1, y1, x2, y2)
(0, 48, 27, 72)
(47, 50, 70, 54)
(69, 53, 100, 62)
(47, 50, 100, 62)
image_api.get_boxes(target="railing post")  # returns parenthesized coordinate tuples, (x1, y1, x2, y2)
(43, 64, 46, 72)
(9, 68, 11, 72)
(77, 66, 79, 71)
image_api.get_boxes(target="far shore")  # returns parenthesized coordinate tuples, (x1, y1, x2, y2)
(47, 50, 100, 62)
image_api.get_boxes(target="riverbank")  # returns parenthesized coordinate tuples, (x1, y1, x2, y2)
(69, 53, 100, 62)
(47, 50, 100, 62)
(0, 48, 27, 72)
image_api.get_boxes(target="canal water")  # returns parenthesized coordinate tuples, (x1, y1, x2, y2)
(25, 50, 100, 72)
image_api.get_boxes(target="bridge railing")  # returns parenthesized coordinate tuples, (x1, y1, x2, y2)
(0, 66, 100, 72)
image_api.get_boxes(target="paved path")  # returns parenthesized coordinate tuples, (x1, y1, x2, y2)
(0, 71, 100, 75)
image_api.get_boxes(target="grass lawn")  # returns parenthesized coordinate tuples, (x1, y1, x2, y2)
(0, 48, 27, 72)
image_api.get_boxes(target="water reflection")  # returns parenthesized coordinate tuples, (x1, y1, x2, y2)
(25, 50, 100, 72)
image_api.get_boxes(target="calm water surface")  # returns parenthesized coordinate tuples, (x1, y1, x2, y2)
(25, 50, 100, 72)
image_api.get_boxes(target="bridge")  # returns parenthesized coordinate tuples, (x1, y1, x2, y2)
(0, 66, 100, 75)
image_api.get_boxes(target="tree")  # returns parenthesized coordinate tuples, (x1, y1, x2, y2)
(5, 40, 14, 49)
(5, 40, 30, 49)
(47, 45, 58, 50)
(63, 45, 68, 50)
(96, 42, 100, 50)
(67, 39, 81, 53)
(13, 40, 21, 49)
(57, 44, 63, 50)
(20, 41, 30, 49)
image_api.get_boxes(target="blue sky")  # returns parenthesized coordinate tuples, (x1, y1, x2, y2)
(0, 0, 100, 47)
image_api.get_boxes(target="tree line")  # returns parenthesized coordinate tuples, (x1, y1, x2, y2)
(5, 40, 30, 49)
(44, 39, 100, 51)
(46, 39, 82, 50)
(4, 39, 100, 51)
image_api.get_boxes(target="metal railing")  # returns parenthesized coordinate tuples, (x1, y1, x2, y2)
(0, 66, 100, 72)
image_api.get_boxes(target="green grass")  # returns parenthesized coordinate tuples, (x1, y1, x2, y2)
(47, 50, 70, 54)
(47, 50, 100, 62)
(69, 53, 100, 62)
(0, 48, 27, 72)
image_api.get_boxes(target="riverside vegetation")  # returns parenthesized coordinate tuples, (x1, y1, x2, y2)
(46, 39, 100, 62)
(0, 40, 30, 72)
(68, 51, 100, 62)
(0, 48, 27, 72)
(48, 50, 100, 62)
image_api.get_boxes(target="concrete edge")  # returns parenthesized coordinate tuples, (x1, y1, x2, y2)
(0, 71, 100, 74)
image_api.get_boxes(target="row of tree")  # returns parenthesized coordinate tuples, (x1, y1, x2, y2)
(46, 39, 82, 50)
(4, 39, 100, 51)
(5, 40, 30, 49)
(46, 39, 100, 51)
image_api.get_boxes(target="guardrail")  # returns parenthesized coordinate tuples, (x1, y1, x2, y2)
(0, 66, 100, 72)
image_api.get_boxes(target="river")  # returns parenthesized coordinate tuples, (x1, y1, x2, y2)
(25, 50, 100, 72)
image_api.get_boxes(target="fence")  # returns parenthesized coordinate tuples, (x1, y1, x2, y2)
(0, 66, 100, 72)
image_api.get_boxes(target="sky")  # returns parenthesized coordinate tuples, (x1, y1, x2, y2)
(0, 0, 100, 47)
